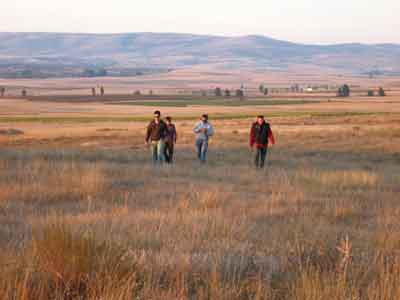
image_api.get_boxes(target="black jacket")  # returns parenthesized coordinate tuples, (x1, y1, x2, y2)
(250, 122, 274, 147)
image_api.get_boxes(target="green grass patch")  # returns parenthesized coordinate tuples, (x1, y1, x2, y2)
(0, 112, 395, 124)
(108, 99, 320, 107)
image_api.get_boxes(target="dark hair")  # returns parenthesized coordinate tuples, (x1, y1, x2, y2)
(154, 110, 161, 116)
(257, 115, 264, 119)
(202, 114, 209, 120)
(166, 116, 172, 121)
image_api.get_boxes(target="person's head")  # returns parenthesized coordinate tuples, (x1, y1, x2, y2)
(201, 114, 209, 123)
(166, 116, 172, 124)
(154, 110, 161, 123)
(257, 115, 265, 125)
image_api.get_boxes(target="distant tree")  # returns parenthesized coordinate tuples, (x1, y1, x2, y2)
(91, 88, 96, 97)
(100, 86, 105, 96)
(83, 69, 96, 77)
(214, 87, 222, 97)
(21, 89, 27, 97)
(149, 90, 153, 96)
(343, 84, 350, 97)
(367, 90, 375, 97)
(337, 84, 350, 97)
(264, 88, 269, 96)
(291, 84, 300, 93)
(259, 84, 265, 94)
(97, 69, 107, 77)
(134, 90, 141, 96)
(82, 69, 107, 77)
(21, 70, 33, 78)
(224, 89, 231, 97)
(235, 89, 244, 98)
(337, 87, 343, 97)
(378, 87, 386, 97)
(0, 87, 5, 97)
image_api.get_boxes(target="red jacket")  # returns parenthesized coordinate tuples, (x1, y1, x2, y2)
(250, 121, 275, 148)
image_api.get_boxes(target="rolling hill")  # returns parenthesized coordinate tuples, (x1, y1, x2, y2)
(0, 32, 400, 77)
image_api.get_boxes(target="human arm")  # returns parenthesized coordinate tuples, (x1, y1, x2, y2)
(193, 122, 202, 134)
(173, 125, 177, 143)
(145, 122, 152, 143)
(268, 127, 275, 145)
(206, 124, 215, 137)
(161, 122, 169, 141)
(249, 124, 255, 148)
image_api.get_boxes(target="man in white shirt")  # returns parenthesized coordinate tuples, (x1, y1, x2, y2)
(193, 114, 214, 163)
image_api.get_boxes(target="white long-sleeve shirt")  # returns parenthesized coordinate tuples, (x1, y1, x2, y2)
(193, 121, 214, 141)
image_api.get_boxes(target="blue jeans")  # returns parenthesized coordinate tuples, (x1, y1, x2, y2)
(151, 140, 166, 163)
(196, 139, 208, 163)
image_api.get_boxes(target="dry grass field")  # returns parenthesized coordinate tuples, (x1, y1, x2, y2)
(0, 90, 400, 299)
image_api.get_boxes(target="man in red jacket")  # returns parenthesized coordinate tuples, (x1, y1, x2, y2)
(250, 115, 275, 168)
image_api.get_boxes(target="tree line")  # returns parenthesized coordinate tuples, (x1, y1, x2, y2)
(338, 84, 386, 97)
(0, 85, 388, 99)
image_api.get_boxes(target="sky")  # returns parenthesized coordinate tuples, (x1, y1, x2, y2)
(2, 0, 399, 44)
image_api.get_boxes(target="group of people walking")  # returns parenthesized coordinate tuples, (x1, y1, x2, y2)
(145, 110, 275, 168)
(145, 111, 178, 164)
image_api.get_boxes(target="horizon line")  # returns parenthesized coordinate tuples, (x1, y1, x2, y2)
(1, 31, 399, 47)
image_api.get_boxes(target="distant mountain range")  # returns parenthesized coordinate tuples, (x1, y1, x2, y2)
(1, 32, 400, 78)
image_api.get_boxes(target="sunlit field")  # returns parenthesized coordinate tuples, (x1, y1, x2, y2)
(0, 95, 400, 299)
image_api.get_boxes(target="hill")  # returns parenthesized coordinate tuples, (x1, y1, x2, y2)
(0, 32, 400, 77)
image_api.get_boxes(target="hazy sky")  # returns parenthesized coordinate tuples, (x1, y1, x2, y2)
(2, 0, 399, 44)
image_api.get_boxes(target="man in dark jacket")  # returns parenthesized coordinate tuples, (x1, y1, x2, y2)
(146, 111, 168, 163)
(164, 116, 177, 163)
(250, 115, 275, 168)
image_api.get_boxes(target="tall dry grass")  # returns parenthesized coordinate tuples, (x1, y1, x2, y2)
(0, 120, 399, 299)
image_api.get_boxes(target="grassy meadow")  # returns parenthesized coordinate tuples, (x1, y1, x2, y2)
(1, 108, 400, 299)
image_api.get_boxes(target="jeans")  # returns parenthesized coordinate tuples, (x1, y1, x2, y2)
(195, 139, 208, 163)
(254, 147, 268, 168)
(151, 140, 166, 163)
(164, 141, 174, 164)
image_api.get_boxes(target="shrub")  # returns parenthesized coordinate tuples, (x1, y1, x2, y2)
(0, 223, 138, 299)
(337, 84, 350, 97)
(235, 89, 244, 98)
